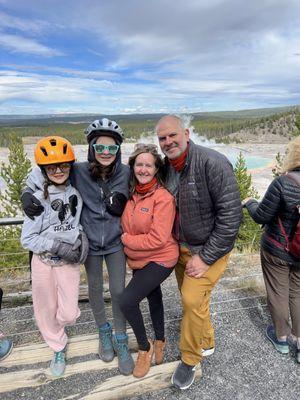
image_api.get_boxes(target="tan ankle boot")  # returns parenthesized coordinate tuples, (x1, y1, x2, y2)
(154, 339, 166, 365)
(133, 340, 153, 378)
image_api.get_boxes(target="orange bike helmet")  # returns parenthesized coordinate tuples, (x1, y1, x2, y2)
(34, 136, 75, 165)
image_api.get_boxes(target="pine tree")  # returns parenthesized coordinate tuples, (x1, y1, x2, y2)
(0, 134, 32, 271)
(272, 152, 284, 177)
(295, 113, 300, 133)
(0, 134, 32, 217)
(234, 152, 261, 252)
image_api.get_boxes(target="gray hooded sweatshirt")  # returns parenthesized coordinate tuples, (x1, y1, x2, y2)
(21, 167, 83, 258)
(26, 154, 130, 256)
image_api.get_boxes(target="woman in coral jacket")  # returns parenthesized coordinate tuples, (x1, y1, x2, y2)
(120, 143, 179, 379)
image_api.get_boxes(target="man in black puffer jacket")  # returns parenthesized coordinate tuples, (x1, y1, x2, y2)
(156, 115, 242, 390)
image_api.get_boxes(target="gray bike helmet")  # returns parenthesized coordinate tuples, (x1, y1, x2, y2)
(84, 118, 124, 144)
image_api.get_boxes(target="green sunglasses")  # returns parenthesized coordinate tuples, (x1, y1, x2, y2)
(93, 143, 120, 155)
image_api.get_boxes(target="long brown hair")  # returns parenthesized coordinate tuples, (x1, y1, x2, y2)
(128, 143, 164, 195)
(89, 161, 116, 181)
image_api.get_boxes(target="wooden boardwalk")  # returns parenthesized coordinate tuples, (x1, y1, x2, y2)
(0, 331, 202, 399)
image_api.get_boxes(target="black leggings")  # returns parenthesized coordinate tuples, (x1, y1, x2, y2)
(120, 262, 173, 351)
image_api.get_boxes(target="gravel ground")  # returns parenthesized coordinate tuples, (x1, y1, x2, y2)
(1, 266, 300, 400)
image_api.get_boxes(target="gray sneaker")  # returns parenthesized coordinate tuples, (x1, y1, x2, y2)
(50, 349, 66, 377)
(171, 360, 198, 390)
(98, 322, 115, 362)
(113, 333, 134, 375)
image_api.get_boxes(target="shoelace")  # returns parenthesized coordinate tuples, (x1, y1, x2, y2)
(116, 341, 129, 361)
(55, 351, 65, 364)
(136, 351, 146, 365)
(100, 331, 112, 349)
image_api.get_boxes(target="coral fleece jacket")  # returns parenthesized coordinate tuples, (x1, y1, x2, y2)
(121, 186, 179, 269)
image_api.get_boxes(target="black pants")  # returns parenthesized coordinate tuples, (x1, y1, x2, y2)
(119, 262, 173, 351)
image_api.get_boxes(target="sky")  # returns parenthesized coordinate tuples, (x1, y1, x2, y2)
(1, 0, 300, 115)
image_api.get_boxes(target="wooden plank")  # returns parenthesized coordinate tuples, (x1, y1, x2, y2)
(3, 284, 110, 304)
(0, 355, 137, 393)
(0, 359, 200, 398)
(1, 331, 138, 367)
(80, 361, 202, 400)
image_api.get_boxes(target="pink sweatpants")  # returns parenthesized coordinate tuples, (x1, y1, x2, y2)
(31, 254, 81, 352)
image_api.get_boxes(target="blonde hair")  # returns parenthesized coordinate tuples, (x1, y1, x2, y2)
(281, 137, 300, 173)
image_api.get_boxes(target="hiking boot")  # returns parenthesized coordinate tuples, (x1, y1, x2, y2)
(0, 334, 13, 361)
(50, 348, 66, 377)
(98, 322, 115, 362)
(133, 340, 153, 378)
(266, 326, 289, 354)
(171, 360, 199, 390)
(154, 339, 166, 365)
(113, 333, 134, 375)
(201, 347, 215, 357)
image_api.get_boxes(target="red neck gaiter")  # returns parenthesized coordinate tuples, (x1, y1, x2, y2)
(135, 177, 158, 195)
(169, 144, 189, 172)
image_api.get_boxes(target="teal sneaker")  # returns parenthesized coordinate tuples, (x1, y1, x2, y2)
(0, 335, 13, 361)
(266, 326, 289, 354)
(113, 333, 134, 375)
(50, 348, 66, 377)
(98, 322, 115, 362)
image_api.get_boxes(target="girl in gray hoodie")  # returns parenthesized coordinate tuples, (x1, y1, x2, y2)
(21, 136, 88, 377)
(22, 119, 134, 376)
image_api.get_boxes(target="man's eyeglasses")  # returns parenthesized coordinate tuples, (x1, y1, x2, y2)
(93, 144, 120, 155)
(44, 163, 71, 175)
(134, 143, 158, 152)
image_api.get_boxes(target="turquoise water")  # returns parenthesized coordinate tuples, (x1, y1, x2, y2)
(199, 141, 272, 170)
(228, 155, 270, 169)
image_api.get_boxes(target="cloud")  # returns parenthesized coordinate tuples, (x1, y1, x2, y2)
(0, 11, 49, 34)
(3, 64, 118, 80)
(0, 33, 63, 56)
(1, 0, 300, 113)
(0, 68, 189, 114)
(0, 70, 114, 103)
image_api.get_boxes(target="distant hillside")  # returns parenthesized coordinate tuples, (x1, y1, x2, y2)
(192, 105, 297, 119)
(0, 105, 298, 125)
(213, 110, 300, 144)
(0, 113, 164, 126)
(0, 106, 299, 147)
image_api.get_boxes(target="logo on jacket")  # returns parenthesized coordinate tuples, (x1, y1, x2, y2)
(140, 207, 149, 213)
(51, 195, 78, 223)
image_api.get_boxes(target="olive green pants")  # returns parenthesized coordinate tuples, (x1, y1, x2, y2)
(175, 246, 229, 366)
